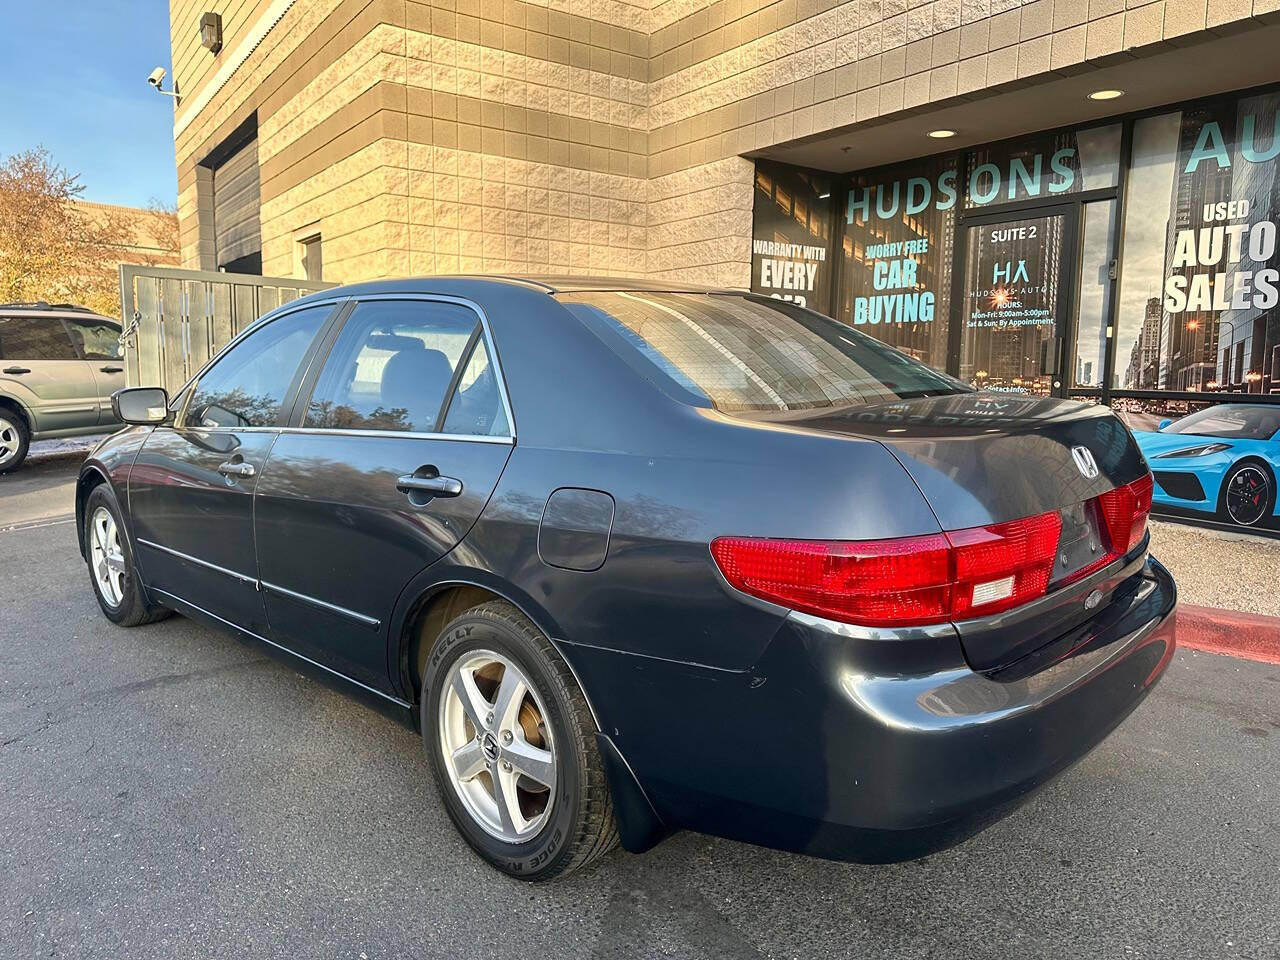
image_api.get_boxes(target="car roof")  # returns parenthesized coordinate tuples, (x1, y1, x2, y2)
(287, 275, 747, 304)
(0, 301, 111, 319)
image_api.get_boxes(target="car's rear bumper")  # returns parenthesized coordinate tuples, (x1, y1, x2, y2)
(572, 555, 1177, 862)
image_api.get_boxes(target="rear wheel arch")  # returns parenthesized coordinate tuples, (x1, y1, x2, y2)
(400, 581, 584, 711)
(1218, 456, 1277, 525)
(0, 396, 31, 432)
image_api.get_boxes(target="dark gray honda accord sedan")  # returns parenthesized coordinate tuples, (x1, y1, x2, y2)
(77, 276, 1176, 879)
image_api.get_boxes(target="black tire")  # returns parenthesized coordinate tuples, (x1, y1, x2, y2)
(0, 408, 30, 473)
(1217, 459, 1276, 527)
(83, 484, 171, 627)
(422, 600, 618, 880)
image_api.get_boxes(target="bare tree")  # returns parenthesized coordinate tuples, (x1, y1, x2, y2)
(142, 197, 181, 267)
(0, 147, 137, 316)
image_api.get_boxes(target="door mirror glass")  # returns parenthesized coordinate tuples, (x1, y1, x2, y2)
(113, 387, 170, 425)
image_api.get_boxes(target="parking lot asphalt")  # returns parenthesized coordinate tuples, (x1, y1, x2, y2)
(2, 457, 1280, 960)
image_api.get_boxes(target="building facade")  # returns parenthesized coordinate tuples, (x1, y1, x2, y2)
(169, 0, 1280, 416)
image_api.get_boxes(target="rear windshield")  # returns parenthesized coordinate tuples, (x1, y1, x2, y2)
(560, 291, 968, 412)
(1163, 405, 1280, 440)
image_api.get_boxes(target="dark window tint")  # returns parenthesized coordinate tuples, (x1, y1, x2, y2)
(305, 300, 477, 433)
(561, 291, 969, 413)
(441, 339, 509, 436)
(65, 317, 123, 360)
(186, 306, 328, 428)
(1163, 405, 1280, 440)
(0, 316, 79, 361)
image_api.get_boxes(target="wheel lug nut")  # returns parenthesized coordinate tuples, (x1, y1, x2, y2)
(501, 760, 512, 773)
(501, 730, 513, 745)
(485, 712, 494, 727)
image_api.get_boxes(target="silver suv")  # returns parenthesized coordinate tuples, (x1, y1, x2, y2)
(0, 303, 124, 472)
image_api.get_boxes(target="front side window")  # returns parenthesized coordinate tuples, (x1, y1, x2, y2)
(0, 316, 79, 361)
(562, 291, 968, 413)
(185, 306, 329, 428)
(305, 300, 477, 433)
(65, 317, 123, 360)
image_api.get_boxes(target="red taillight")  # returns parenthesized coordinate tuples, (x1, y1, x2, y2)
(712, 475, 1154, 627)
(948, 512, 1062, 618)
(1097, 473, 1154, 556)
(711, 510, 1061, 627)
(709, 534, 953, 627)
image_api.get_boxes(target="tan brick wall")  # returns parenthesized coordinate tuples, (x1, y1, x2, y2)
(170, 0, 1269, 287)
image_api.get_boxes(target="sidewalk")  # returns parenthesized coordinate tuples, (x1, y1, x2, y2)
(1148, 519, 1280, 664)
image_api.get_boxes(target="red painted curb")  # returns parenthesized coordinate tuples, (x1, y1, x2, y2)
(1174, 603, 1280, 666)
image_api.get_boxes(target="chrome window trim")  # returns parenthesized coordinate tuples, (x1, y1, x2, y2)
(321, 292, 516, 441)
(168, 424, 512, 445)
(279, 426, 513, 444)
(261, 580, 381, 629)
(136, 537, 258, 587)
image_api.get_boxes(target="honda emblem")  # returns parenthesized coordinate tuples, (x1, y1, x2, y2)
(1071, 445, 1099, 479)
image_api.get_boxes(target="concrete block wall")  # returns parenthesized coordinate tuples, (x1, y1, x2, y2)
(170, 0, 1268, 288)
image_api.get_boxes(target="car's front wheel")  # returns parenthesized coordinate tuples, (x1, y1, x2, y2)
(0, 410, 29, 473)
(422, 600, 618, 880)
(1219, 459, 1275, 527)
(83, 484, 171, 626)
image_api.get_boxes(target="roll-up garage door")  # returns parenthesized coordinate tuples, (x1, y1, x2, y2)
(212, 135, 262, 274)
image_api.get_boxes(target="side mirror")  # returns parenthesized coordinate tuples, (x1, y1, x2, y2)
(1157, 418, 1172, 430)
(112, 387, 170, 425)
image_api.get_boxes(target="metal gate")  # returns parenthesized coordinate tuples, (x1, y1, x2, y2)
(119, 264, 333, 391)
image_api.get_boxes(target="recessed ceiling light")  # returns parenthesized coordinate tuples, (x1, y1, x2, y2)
(927, 129, 956, 139)
(1088, 89, 1124, 101)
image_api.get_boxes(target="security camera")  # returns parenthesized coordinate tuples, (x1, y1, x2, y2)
(147, 66, 166, 88)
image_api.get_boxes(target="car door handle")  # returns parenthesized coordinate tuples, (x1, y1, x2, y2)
(218, 461, 256, 478)
(396, 474, 463, 498)
(100, 365, 124, 373)
(2, 366, 30, 375)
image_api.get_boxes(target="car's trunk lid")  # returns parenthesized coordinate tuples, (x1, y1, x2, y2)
(731, 392, 1152, 670)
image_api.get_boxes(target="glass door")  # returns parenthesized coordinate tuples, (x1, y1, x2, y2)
(958, 207, 1078, 396)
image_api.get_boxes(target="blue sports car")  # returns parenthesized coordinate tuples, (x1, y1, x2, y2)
(1133, 403, 1280, 527)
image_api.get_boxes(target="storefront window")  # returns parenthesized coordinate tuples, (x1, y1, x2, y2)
(1115, 92, 1280, 395)
(749, 161, 832, 311)
(964, 124, 1121, 207)
(959, 212, 1065, 394)
(838, 154, 957, 369)
(1073, 201, 1116, 388)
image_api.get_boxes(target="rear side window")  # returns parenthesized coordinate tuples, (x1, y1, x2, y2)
(441, 339, 509, 436)
(185, 306, 329, 428)
(0, 316, 79, 361)
(65, 317, 123, 360)
(304, 300, 477, 434)
(560, 292, 967, 413)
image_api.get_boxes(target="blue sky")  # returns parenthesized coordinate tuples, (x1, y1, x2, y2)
(0, 1, 177, 208)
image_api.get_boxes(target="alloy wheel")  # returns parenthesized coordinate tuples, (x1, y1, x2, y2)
(89, 506, 127, 607)
(438, 649, 556, 843)
(0, 416, 18, 467)
(1225, 465, 1271, 526)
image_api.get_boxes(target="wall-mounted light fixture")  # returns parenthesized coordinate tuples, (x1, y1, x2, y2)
(200, 12, 223, 54)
